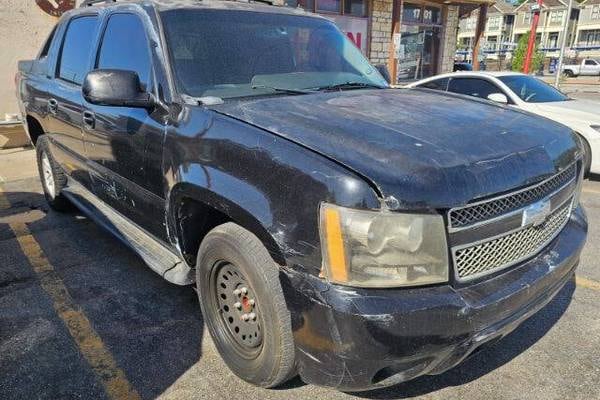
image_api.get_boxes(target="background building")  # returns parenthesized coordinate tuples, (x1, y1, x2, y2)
(574, 0, 600, 57)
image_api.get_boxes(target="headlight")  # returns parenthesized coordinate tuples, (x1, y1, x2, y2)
(319, 203, 449, 288)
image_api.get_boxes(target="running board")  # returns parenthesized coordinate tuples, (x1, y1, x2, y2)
(62, 180, 194, 285)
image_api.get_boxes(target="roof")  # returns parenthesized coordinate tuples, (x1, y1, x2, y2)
(580, 0, 600, 6)
(491, 1, 516, 14)
(514, 0, 569, 12)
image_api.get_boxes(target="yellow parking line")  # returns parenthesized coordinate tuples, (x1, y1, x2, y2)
(576, 276, 600, 292)
(9, 220, 140, 400)
(0, 185, 10, 210)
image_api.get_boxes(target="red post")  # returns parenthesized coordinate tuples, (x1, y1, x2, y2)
(523, 0, 544, 74)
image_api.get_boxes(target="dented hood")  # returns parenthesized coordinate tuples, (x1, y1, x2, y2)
(212, 88, 579, 209)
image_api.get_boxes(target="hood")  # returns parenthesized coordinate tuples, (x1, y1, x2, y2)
(529, 99, 600, 125)
(212, 89, 579, 210)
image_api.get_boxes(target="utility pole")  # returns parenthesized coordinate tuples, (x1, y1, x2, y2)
(554, 0, 574, 88)
(523, 0, 543, 74)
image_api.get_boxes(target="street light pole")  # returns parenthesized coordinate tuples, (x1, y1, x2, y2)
(554, 0, 574, 88)
(523, 0, 543, 74)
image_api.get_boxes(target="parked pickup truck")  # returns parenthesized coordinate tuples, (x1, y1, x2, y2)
(562, 58, 600, 77)
(16, 0, 587, 392)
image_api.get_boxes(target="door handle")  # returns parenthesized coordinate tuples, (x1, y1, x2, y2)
(48, 98, 58, 114)
(82, 110, 95, 130)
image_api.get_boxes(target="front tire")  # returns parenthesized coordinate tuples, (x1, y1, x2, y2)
(196, 223, 296, 388)
(36, 136, 71, 211)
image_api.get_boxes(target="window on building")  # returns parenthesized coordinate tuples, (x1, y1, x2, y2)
(344, 0, 367, 17)
(317, 0, 341, 13)
(487, 16, 501, 30)
(592, 5, 599, 20)
(524, 12, 532, 24)
(447, 78, 502, 99)
(423, 7, 441, 24)
(96, 13, 152, 89)
(581, 30, 600, 47)
(547, 32, 559, 48)
(286, 0, 365, 16)
(403, 3, 422, 23)
(58, 16, 99, 85)
(550, 10, 564, 24)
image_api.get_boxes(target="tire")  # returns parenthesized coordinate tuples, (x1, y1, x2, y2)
(563, 70, 574, 78)
(196, 223, 296, 388)
(578, 134, 592, 177)
(36, 136, 72, 211)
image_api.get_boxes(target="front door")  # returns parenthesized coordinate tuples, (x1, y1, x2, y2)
(46, 14, 99, 189)
(84, 12, 166, 240)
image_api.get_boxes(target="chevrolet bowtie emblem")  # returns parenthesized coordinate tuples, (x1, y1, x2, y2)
(522, 199, 552, 228)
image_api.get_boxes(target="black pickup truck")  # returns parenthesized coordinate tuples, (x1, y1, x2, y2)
(16, 0, 587, 392)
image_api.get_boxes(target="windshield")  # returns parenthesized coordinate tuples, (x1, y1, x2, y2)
(498, 75, 569, 103)
(160, 9, 388, 99)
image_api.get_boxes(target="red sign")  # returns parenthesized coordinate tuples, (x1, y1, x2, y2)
(329, 15, 369, 55)
(35, 0, 76, 17)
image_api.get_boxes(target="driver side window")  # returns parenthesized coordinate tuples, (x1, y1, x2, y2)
(96, 13, 152, 90)
(447, 78, 503, 100)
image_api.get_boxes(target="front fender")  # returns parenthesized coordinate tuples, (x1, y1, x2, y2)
(163, 106, 381, 275)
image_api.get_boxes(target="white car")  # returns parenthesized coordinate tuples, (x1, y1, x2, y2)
(406, 71, 600, 175)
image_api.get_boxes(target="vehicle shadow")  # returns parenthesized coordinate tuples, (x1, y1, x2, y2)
(0, 190, 205, 400)
(352, 278, 576, 399)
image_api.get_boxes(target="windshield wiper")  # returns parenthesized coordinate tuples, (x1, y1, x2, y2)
(251, 85, 312, 95)
(313, 82, 386, 91)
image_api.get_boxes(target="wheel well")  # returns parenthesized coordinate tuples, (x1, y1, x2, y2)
(176, 198, 232, 267)
(26, 115, 45, 145)
(175, 197, 287, 268)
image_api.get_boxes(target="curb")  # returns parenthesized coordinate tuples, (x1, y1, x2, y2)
(0, 123, 30, 150)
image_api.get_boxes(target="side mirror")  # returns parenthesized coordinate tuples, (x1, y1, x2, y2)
(82, 69, 155, 108)
(487, 93, 509, 104)
(375, 64, 392, 84)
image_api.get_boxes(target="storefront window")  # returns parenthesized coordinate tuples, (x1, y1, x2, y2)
(344, 0, 367, 17)
(395, 3, 442, 83)
(423, 7, 440, 25)
(402, 3, 422, 23)
(317, 0, 342, 13)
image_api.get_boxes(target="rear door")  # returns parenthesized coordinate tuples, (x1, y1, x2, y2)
(46, 14, 100, 188)
(84, 12, 166, 239)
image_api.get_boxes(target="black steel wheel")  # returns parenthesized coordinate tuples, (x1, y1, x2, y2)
(210, 261, 263, 356)
(196, 223, 296, 388)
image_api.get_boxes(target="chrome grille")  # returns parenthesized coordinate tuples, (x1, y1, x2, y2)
(449, 163, 577, 229)
(453, 199, 572, 280)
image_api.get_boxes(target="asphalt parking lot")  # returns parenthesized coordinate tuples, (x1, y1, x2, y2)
(1, 149, 600, 399)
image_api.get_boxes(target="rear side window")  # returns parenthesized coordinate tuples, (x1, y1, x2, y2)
(419, 78, 449, 91)
(96, 14, 151, 89)
(58, 16, 99, 85)
(447, 78, 500, 99)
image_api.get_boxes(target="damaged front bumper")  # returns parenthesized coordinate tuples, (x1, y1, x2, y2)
(280, 206, 587, 391)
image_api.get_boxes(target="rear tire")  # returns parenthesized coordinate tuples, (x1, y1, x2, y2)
(196, 223, 296, 388)
(36, 136, 72, 212)
(563, 70, 574, 78)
